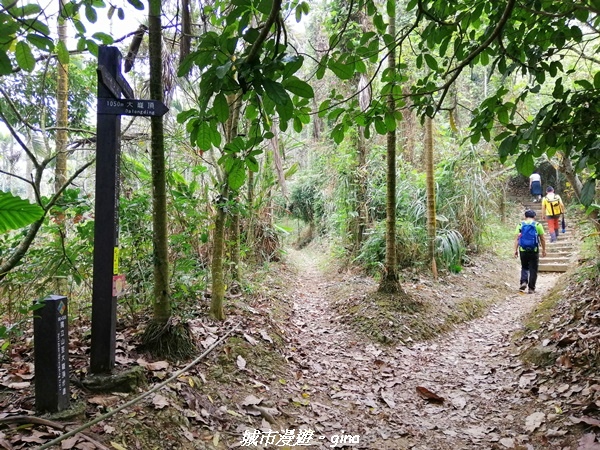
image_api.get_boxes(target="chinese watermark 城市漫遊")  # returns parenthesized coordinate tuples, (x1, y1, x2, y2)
(239, 428, 360, 448)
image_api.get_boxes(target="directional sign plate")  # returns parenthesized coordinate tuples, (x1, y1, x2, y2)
(97, 98, 169, 117)
(97, 65, 122, 99)
(97, 65, 134, 99)
(115, 72, 134, 99)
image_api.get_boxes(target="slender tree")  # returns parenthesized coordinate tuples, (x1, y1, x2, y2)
(424, 116, 437, 279)
(177, 0, 314, 319)
(210, 94, 242, 320)
(142, 0, 195, 358)
(54, 0, 68, 195)
(377, 2, 400, 293)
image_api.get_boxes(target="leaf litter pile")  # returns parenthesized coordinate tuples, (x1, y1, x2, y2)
(1, 248, 599, 449)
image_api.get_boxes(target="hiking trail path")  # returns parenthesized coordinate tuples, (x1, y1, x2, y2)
(283, 247, 566, 450)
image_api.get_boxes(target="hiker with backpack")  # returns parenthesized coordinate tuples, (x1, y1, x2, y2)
(514, 209, 547, 294)
(529, 170, 542, 202)
(541, 186, 565, 243)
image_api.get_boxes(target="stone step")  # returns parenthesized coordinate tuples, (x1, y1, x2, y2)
(546, 245, 575, 251)
(538, 263, 569, 272)
(540, 257, 572, 264)
(544, 252, 572, 258)
(546, 238, 575, 244)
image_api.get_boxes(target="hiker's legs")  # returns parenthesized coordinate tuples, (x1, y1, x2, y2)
(520, 251, 539, 291)
(531, 181, 542, 202)
(547, 217, 558, 242)
(519, 251, 530, 285)
(527, 252, 539, 291)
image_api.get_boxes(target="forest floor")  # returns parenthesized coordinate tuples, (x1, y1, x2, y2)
(1, 233, 600, 449)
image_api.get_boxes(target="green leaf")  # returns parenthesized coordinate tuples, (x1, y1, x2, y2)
(282, 55, 303, 78)
(216, 61, 232, 79)
(0, 191, 44, 233)
(574, 79, 593, 90)
(544, 129, 557, 146)
(316, 55, 328, 79)
(243, 27, 259, 44)
(227, 159, 246, 191)
(580, 179, 596, 207)
(85, 5, 98, 23)
(18, 18, 49, 36)
(276, 101, 293, 126)
(424, 54, 438, 71)
(15, 41, 36, 72)
(574, 7, 589, 22)
(594, 72, 600, 89)
(293, 116, 302, 133)
(178, 50, 199, 77)
(196, 122, 213, 151)
(246, 155, 259, 172)
(262, 79, 290, 105)
(177, 108, 198, 124)
(515, 152, 534, 175)
(384, 112, 396, 132)
(56, 40, 69, 65)
(318, 100, 331, 118)
(328, 59, 355, 80)
(213, 93, 229, 123)
(86, 39, 99, 56)
(26, 34, 54, 52)
(498, 135, 516, 158)
(497, 108, 509, 125)
(256, 0, 273, 15)
(373, 13, 386, 33)
(210, 123, 221, 148)
(18, 3, 43, 15)
(331, 124, 345, 144)
(0, 50, 12, 75)
(374, 117, 387, 135)
(127, 0, 145, 10)
(92, 32, 114, 44)
(246, 104, 258, 120)
(386, 0, 394, 17)
(283, 76, 314, 98)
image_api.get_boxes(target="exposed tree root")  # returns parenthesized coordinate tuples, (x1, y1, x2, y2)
(140, 317, 196, 361)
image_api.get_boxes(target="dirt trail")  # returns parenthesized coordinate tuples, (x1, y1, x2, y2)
(284, 247, 562, 449)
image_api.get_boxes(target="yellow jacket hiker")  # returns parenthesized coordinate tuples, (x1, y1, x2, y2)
(541, 186, 565, 243)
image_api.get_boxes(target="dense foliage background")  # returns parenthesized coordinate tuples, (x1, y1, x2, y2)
(0, 0, 599, 340)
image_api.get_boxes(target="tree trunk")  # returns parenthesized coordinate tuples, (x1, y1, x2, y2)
(140, 0, 195, 361)
(54, 0, 68, 195)
(179, 0, 191, 63)
(354, 126, 367, 251)
(210, 191, 227, 320)
(425, 116, 437, 279)
(210, 94, 242, 319)
(229, 205, 241, 282)
(560, 152, 583, 200)
(378, 5, 400, 293)
(148, 0, 171, 323)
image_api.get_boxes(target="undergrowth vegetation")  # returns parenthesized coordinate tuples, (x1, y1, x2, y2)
(286, 141, 505, 278)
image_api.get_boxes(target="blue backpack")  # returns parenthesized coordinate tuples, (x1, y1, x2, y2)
(519, 221, 539, 251)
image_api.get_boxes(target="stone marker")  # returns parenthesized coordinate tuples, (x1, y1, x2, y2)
(33, 295, 70, 413)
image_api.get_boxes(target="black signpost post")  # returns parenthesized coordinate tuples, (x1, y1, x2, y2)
(90, 46, 168, 374)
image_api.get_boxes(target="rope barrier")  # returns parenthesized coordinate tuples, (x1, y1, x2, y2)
(34, 322, 240, 450)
